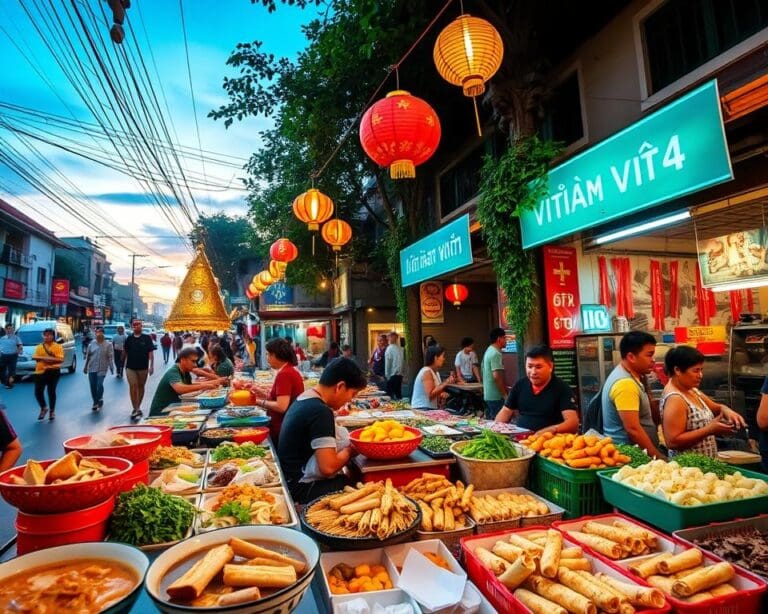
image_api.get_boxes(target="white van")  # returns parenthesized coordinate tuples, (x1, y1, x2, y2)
(15, 321, 77, 377)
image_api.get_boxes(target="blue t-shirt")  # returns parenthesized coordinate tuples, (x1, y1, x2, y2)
(0, 335, 21, 355)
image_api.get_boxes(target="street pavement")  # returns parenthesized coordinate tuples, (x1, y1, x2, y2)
(0, 347, 168, 547)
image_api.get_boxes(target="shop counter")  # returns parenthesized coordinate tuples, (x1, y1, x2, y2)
(351, 448, 455, 487)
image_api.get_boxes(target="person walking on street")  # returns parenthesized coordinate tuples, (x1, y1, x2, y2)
(84, 326, 114, 411)
(123, 319, 155, 420)
(172, 332, 183, 360)
(384, 331, 405, 400)
(160, 332, 172, 364)
(482, 328, 508, 419)
(112, 325, 127, 378)
(32, 327, 63, 421)
(368, 333, 387, 388)
(0, 323, 23, 389)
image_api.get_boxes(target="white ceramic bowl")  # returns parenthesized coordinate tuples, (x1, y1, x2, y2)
(145, 525, 320, 613)
(0, 541, 149, 613)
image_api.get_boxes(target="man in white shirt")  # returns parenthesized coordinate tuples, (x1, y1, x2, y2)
(384, 331, 405, 399)
(454, 336, 481, 383)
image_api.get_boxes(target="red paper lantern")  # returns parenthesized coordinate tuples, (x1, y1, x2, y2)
(359, 90, 441, 179)
(245, 287, 257, 300)
(321, 219, 353, 252)
(445, 283, 469, 307)
(270, 238, 298, 263)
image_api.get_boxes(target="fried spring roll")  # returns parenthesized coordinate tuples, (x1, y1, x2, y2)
(217, 587, 261, 606)
(567, 530, 623, 559)
(582, 521, 642, 552)
(594, 572, 666, 608)
(613, 519, 658, 549)
(628, 553, 672, 579)
(557, 567, 620, 613)
(560, 546, 583, 559)
(329, 484, 377, 510)
(657, 549, 703, 575)
(674, 565, 705, 579)
(167, 544, 235, 600)
(574, 572, 636, 614)
(492, 541, 525, 563)
(513, 588, 567, 614)
(498, 555, 536, 589)
(709, 583, 737, 596)
(557, 558, 591, 571)
(526, 574, 597, 614)
(223, 563, 297, 589)
(672, 562, 734, 598)
(508, 533, 544, 556)
(540, 529, 563, 578)
(229, 538, 307, 573)
(646, 574, 676, 594)
(475, 546, 508, 576)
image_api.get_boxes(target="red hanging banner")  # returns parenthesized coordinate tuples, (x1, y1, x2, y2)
(598, 256, 611, 308)
(611, 258, 625, 317)
(623, 258, 635, 319)
(668, 261, 680, 319)
(543, 246, 581, 349)
(650, 260, 665, 331)
(746, 289, 755, 313)
(729, 291, 743, 323)
(695, 264, 711, 326)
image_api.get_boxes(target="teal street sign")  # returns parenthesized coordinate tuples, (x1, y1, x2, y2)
(520, 80, 732, 249)
(581, 304, 612, 333)
(400, 214, 473, 287)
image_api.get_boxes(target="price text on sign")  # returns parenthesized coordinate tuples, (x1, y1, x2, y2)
(581, 304, 612, 333)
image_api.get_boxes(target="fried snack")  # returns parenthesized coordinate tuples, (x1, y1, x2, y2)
(44, 451, 81, 483)
(671, 562, 734, 598)
(557, 558, 592, 571)
(167, 544, 235, 600)
(514, 588, 568, 614)
(508, 534, 544, 556)
(475, 546, 509, 576)
(540, 529, 563, 578)
(709, 583, 737, 596)
(613, 520, 657, 550)
(628, 553, 672, 579)
(573, 571, 633, 614)
(581, 521, 644, 553)
(567, 531, 623, 559)
(594, 572, 666, 608)
(492, 541, 525, 563)
(468, 492, 549, 524)
(228, 538, 306, 573)
(557, 567, 620, 613)
(657, 549, 703, 575)
(401, 475, 470, 531)
(223, 563, 297, 589)
(560, 547, 583, 559)
(646, 575, 676, 593)
(498, 555, 536, 589)
(217, 587, 261, 606)
(22, 460, 45, 485)
(526, 574, 597, 614)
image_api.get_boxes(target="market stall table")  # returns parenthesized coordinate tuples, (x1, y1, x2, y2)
(351, 447, 456, 487)
(445, 382, 485, 416)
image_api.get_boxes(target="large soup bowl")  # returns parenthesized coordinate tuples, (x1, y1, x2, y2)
(0, 541, 149, 613)
(145, 525, 320, 614)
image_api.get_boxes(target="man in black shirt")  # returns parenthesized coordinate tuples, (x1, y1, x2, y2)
(495, 344, 579, 435)
(278, 358, 367, 504)
(123, 319, 155, 420)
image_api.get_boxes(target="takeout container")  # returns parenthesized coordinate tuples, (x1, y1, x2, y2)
(0, 541, 149, 613)
(0, 456, 133, 514)
(63, 430, 162, 463)
(450, 440, 534, 490)
(15, 496, 115, 555)
(349, 426, 423, 460)
(144, 525, 320, 613)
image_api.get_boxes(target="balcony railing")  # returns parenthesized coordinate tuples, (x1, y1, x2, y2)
(0, 243, 32, 268)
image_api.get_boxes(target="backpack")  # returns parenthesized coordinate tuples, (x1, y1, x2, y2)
(580, 388, 604, 434)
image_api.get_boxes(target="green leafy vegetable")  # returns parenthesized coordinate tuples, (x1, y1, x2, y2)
(212, 442, 267, 462)
(460, 430, 518, 460)
(110, 485, 195, 546)
(673, 452, 736, 479)
(420, 435, 452, 454)
(178, 472, 200, 483)
(215, 502, 252, 525)
(616, 444, 652, 468)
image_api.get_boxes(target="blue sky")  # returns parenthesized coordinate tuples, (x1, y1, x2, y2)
(0, 0, 313, 303)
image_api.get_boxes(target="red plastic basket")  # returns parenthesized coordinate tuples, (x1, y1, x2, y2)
(63, 430, 161, 463)
(349, 426, 423, 460)
(0, 456, 133, 514)
(232, 427, 270, 445)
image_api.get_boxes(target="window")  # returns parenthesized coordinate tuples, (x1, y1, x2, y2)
(37, 267, 46, 285)
(643, 0, 768, 94)
(540, 71, 584, 146)
(439, 131, 506, 219)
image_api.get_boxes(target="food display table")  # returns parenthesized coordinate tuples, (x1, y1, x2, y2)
(445, 382, 485, 415)
(351, 447, 455, 487)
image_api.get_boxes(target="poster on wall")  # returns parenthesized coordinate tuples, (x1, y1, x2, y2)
(51, 279, 69, 304)
(543, 246, 581, 349)
(697, 227, 768, 289)
(498, 287, 509, 329)
(419, 281, 444, 323)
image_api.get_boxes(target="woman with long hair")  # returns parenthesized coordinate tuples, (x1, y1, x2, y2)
(410, 344, 456, 410)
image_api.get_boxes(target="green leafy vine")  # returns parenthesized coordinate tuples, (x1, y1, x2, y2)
(477, 135, 560, 341)
(384, 217, 410, 349)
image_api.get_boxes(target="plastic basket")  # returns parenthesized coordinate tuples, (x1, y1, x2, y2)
(349, 426, 423, 460)
(529, 455, 611, 518)
(63, 431, 161, 463)
(597, 467, 768, 533)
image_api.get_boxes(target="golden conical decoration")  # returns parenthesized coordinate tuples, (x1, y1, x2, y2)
(164, 246, 231, 332)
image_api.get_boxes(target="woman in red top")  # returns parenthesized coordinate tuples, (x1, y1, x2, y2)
(252, 337, 304, 445)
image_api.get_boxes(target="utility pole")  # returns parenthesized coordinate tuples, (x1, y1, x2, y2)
(130, 254, 148, 322)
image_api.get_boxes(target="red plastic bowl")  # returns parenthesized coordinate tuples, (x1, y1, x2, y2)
(63, 430, 162, 463)
(109, 424, 172, 447)
(232, 427, 270, 445)
(349, 426, 423, 460)
(0, 456, 133, 514)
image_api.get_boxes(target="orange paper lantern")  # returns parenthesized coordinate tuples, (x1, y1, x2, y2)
(445, 283, 469, 307)
(257, 270, 274, 287)
(245, 287, 257, 300)
(269, 238, 298, 263)
(251, 276, 268, 293)
(269, 259, 287, 280)
(321, 219, 353, 252)
(292, 189, 334, 231)
(248, 282, 261, 296)
(359, 90, 441, 179)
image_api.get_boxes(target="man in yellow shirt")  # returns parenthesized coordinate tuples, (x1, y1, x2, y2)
(32, 328, 64, 421)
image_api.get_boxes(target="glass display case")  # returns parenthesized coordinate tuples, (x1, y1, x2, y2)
(729, 325, 768, 428)
(574, 334, 624, 410)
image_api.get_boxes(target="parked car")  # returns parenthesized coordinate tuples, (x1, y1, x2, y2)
(102, 322, 127, 341)
(15, 321, 77, 377)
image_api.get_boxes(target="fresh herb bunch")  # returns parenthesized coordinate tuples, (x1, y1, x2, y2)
(212, 442, 267, 463)
(420, 435, 452, 454)
(673, 452, 736, 479)
(616, 444, 652, 468)
(461, 430, 518, 460)
(215, 501, 252, 525)
(110, 485, 195, 546)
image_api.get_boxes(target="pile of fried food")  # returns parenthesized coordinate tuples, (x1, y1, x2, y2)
(470, 492, 550, 525)
(474, 529, 666, 614)
(564, 519, 659, 559)
(400, 474, 473, 531)
(304, 480, 418, 541)
(166, 537, 306, 607)
(8, 451, 120, 485)
(149, 446, 205, 470)
(521, 433, 631, 469)
(628, 548, 738, 603)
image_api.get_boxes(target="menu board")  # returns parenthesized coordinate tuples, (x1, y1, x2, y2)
(553, 349, 578, 406)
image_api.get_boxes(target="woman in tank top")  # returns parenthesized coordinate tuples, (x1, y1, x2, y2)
(410, 345, 456, 410)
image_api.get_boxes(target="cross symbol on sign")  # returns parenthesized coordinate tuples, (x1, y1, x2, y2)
(553, 261, 570, 285)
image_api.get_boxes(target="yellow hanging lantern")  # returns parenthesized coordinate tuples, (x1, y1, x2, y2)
(321, 219, 353, 252)
(292, 188, 334, 231)
(257, 270, 275, 287)
(269, 259, 287, 280)
(251, 276, 268, 293)
(433, 14, 503, 134)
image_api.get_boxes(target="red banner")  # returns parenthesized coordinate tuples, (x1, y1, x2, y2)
(51, 279, 70, 304)
(668, 261, 679, 319)
(695, 263, 717, 326)
(598, 256, 611, 308)
(746, 289, 755, 313)
(3, 279, 24, 300)
(611, 257, 634, 319)
(650, 260, 665, 331)
(543, 246, 581, 349)
(729, 290, 743, 323)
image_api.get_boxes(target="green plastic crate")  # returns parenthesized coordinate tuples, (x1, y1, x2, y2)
(529, 455, 612, 519)
(598, 467, 768, 533)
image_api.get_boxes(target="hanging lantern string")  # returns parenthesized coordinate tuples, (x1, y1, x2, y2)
(309, 0, 454, 183)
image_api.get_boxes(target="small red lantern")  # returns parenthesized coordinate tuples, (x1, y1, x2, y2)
(321, 219, 353, 252)
(445, 283, 469, 307)
(359, 90, 441, 179)
(245, 287, 257, 300)
(270, 238, 298, 263)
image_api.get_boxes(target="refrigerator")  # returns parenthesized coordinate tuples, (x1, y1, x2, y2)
(729, 324, 768, 432)
(574, 334, 624, 411)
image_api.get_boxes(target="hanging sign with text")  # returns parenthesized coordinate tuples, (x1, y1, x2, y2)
(420, 281, 444, 324)
(520, 80, 732, 248)
(544, 246, 581, 349)
(51, 279, 70, 304)
(400, 214, 473, 287)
